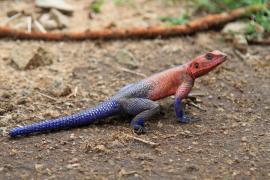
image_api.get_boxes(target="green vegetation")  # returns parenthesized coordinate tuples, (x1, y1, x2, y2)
(194, 0, 264, 12)
(90, 0, 104, 13)
(251, 8, 270, 32)
(194, 0, 270, 33)
(159, 0, 270, 37)
(160, 13, 190, 25)
(113, 0, 135, 7)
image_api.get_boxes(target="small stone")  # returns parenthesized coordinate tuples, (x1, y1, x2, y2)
(157, 121, 163, 128)
(185, 164, 199, 172)
(9, 149, 17, 156)
(111, 140, 124, 148)
(35, 164, 45, 172)
(11, 45, 55, 70)
(39, 13, 59, 30)
(222, 21, 249, 35)
(37, 77, 72, 97)
(50, 9, 69, 28)
(233, 34, 248, 53)
(68, 158, 79, 163)
(66, 163, 80, 169)
(95, 144, 107, 152)
(115, 50, 139, 69)
(70, 133, 75, 140)
(35, 0, 74, 14)
(136, 153, 154, 161)
(241, 136, 248, 142)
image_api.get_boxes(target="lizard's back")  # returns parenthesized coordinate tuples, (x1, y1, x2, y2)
(112, 66, 186, 101)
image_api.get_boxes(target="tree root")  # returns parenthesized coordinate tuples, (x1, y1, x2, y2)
(0, 4, 267, 41)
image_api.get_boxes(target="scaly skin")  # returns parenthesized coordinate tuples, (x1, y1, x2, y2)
(9, 50, 227, 137)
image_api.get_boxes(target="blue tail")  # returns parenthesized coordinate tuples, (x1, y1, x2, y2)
(9, 100, 121, 137)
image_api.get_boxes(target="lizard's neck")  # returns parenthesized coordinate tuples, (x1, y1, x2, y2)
(184, 62, 196, 81)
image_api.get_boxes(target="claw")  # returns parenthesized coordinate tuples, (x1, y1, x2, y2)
(179, 115, 192, 123)
(133, 124, 146, 134)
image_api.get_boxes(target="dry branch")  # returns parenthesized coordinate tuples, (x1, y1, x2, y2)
(125, 134, 159, 147)
(0, 4, 267, 41)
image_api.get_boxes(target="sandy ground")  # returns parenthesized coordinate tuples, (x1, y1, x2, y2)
(0, 0, 270, 179)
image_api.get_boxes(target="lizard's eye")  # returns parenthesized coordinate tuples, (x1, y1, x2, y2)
(206, 53, 213, 60)
(194, 63, 199, 69)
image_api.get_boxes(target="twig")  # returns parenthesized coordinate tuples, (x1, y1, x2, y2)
(188, 101, 206, 112)
(27, 16, 32, 33)
(34, 20, 47, 33)
(0, 4, 267, 41)
(125, 134, 159, 147)
(0, 13, 22, 25)
(118, 67, 147, 78)
(234, 49, 246, 61)
(37, 91, 58, 101)
(188, 92, 206, 97)
(67, 86, 78, 98)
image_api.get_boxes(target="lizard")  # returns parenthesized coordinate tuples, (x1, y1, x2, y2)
(9, 50, 227, 137)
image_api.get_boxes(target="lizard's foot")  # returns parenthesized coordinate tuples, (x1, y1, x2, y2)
(131, 118, 146, 134)
(179, 115, 192, 123)
(133, 124, 146, 134)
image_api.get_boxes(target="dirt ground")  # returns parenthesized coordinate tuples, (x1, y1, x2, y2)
(0, 0, 270, 179)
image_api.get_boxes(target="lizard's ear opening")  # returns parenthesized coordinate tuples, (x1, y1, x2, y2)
(194, 63, 199, 69)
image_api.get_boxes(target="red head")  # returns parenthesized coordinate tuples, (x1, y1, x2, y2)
(187, 50, 227, 79)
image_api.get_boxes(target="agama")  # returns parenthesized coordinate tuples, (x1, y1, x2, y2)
(9, 50, 227, 137)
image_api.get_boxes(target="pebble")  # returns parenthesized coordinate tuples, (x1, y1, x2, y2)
(222, 21, 249, 35)
(241, 136, 248, 142)
(39, 13, 58, 30)
(185, 164, 199, 172)
(136, 153, 154, 161)
(11, 45, 55, 70)
(111, 140, 124, 148)
(70, 133, 75, 140)
(66, 163, 80, 169)
(35, 164, 45, 172)
(35, 0, 74, 14)
(50, 8, 69, 28)
(115, 50, 139, 69)
(95, 144, 107, 152)
(68, 158, 79, 163)
(233, 34, 248, 53)
(37, 78, 72, 97)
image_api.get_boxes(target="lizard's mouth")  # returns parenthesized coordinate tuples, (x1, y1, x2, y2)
(213, 53, 227, 67)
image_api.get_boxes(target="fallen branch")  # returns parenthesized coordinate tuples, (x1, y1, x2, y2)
(118, 66, 147, 78)
(188, 101, 206, 112)
(0, 4, 267, 41)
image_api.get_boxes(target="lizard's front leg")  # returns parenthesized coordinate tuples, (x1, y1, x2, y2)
(119, 98, 160, 134)
(175, 78, 194, 123)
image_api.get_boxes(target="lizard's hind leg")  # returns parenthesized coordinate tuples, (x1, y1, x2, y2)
(119, 98, 160, 134)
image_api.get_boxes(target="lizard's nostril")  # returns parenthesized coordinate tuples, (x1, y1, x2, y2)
(221, 53, 227, 60)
